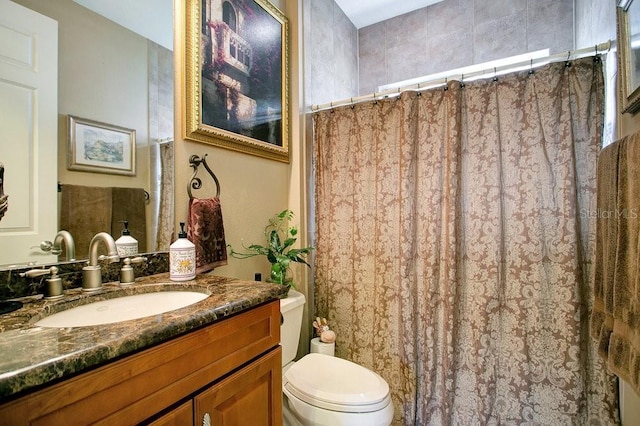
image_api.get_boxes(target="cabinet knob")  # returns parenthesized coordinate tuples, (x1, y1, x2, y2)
(202, 412, 211, 426)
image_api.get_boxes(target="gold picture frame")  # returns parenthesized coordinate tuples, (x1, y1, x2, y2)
(183, 0, 289, 162)
(618, 0, 640, 114)
(67, 115, 136, 176)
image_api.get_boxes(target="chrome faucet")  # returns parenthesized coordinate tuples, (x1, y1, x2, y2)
(82, 232, 120, 292)
(52, 230, 75, 261)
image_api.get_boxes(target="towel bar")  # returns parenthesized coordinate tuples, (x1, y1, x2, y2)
(58, 182, 150, 203)
(188, 154, 221, 199)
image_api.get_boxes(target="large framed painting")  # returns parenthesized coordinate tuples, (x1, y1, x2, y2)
(183, 0, 289, 162)
(618, 0, 640, 114)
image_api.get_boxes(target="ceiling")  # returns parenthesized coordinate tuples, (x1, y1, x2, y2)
(72, 0, 445, 49)
(335, 0, 444, 28)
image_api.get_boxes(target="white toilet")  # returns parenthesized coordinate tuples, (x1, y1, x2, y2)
(280, 290, 394, 426)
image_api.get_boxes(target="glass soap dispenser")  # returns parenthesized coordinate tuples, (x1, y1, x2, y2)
(115, 220, 138, 256)
(170, 222, 196, 281)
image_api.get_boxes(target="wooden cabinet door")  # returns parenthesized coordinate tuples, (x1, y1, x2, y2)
(148, 400, 193, 426)
(195, 347, 283, 426)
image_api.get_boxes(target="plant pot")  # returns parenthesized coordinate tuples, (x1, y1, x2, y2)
(267, 264, 293, 296)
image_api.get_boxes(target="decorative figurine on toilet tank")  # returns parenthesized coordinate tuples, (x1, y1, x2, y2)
(313, 317, 336, 343)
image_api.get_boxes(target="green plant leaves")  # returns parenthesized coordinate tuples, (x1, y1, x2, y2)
(227, 210, 314, 287)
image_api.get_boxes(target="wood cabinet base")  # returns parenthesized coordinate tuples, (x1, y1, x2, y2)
(0, 301, 283, 425)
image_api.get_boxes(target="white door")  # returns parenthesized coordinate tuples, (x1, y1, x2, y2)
(0, 0, 58, 267)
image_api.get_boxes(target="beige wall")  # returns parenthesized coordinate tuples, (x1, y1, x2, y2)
(173, 1, 311, 355)
(173, 0, 311, 357)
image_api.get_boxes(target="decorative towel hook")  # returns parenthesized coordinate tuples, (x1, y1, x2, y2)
(188, 154, 220, 200)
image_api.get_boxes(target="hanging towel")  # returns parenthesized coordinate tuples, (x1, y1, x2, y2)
(591, 132, 640, 395)
(60, 185, 112, 259)
(60, 185, 148, 258)
(111, 187, 147, 253)
(187, 197, 227, 274)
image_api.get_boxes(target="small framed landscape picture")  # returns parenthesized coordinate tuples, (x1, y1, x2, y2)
(67, 115, 136, 176)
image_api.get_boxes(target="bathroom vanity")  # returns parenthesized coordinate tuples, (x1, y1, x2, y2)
(0, 273, 286, 425)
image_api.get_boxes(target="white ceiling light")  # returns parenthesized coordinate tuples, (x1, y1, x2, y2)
(334, 0, 445, 29)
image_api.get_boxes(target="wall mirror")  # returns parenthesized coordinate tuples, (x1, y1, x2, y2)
(0, 0, 174, 269)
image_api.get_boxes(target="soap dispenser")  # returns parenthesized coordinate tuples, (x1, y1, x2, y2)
(170, 222, 196, 281)
(115, 220, 138, 256)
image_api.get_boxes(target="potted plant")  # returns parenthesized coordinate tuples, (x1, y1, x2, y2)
(228, 210, 313, 290)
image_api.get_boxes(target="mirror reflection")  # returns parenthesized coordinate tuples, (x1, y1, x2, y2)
(1, 0, 174, 268)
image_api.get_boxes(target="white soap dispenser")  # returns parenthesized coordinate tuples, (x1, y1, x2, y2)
(170, 222, 196, 281)
(115, 220, 138, 257)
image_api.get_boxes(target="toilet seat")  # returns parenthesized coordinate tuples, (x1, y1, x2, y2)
(283, 353, 391, 413)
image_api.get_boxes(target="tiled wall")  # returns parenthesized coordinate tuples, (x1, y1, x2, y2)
(358, 0, 575, 95)
(303, 0, 358, 107)
(575, 0, 616, 49)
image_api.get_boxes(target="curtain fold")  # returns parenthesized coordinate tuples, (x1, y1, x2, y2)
(156, 141, 174, 250)
(313, 57, 618, 425)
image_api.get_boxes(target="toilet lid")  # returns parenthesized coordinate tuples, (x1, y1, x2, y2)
(283, 353, 391, 413)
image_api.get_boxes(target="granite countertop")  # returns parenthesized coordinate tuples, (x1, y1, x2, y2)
(0, 273, 288, 401)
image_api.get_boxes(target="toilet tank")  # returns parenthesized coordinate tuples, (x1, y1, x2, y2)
(280, 289, 306, 366)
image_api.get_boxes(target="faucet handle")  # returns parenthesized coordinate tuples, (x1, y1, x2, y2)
(20, 266, 54, 278)
(119, 257, 147, 286)
(130, 256, 148, 264)
(97, 254, 121, 263)
(44, 266, 64, 300)
(20, 266, 64, 299)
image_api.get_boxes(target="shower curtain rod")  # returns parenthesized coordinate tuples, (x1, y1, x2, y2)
(310, 40, 612, 112)
(157, 137, 174, 145)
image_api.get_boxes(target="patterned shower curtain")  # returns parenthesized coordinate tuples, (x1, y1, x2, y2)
(156, 141, 175, 250)
(312, 57, 619, 425)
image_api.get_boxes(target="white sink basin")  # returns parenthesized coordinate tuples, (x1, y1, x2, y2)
(35, 291, 209, 328)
